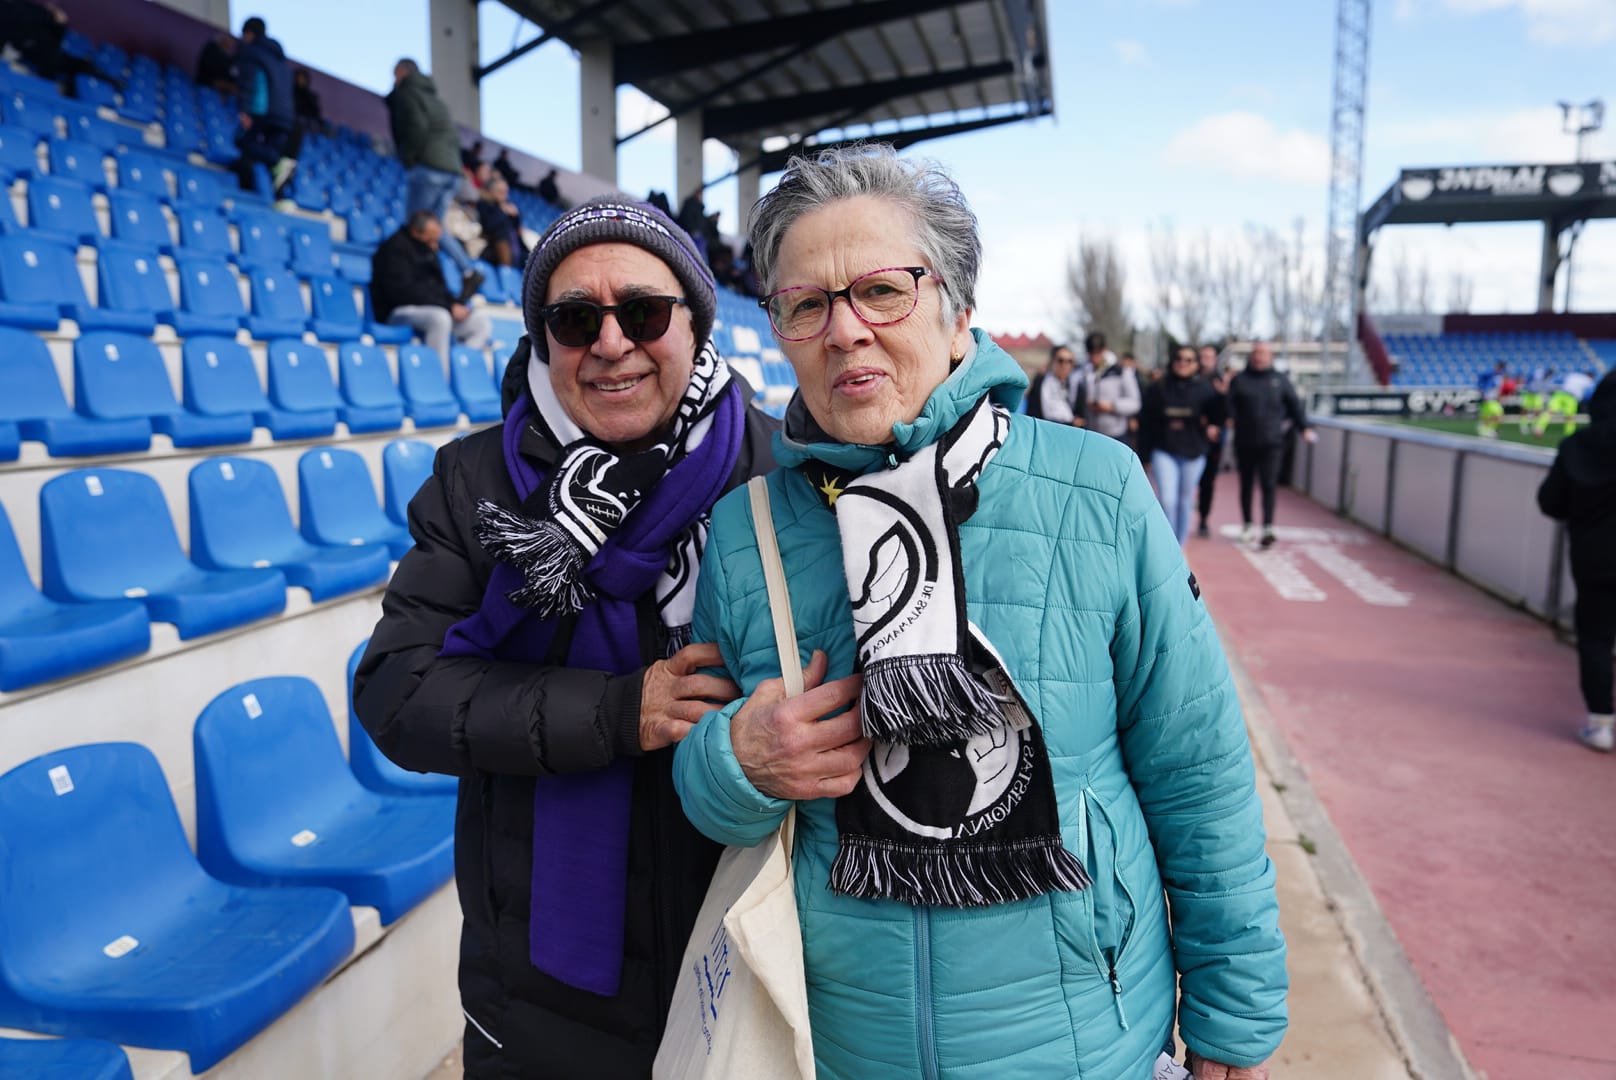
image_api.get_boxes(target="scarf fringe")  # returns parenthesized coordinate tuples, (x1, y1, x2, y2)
(664, 622, 692, 657)
(861, 654, 1008, 746)
(828, 835, 1092, 908)
(474, 500, 596, 617)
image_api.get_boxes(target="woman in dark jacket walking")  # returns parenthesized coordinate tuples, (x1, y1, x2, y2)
(1539, 370, 1616, 751)
(1140, 346, 1222, 544)
(353, 197, 777, 1078)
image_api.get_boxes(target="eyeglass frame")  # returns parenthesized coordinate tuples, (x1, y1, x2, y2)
(534, 295, 689, 348)
(758, 266, 943, 342)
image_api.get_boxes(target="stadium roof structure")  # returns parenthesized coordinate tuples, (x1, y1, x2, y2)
(1362, 161, 1616, 234)
(478, 0, 1054, 176)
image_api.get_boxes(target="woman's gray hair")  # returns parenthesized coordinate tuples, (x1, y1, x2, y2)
(747, 144, 981, 324)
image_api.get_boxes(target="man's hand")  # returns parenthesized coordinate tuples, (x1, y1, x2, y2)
(1187, 1051, 1270, 1080)
(1095, 400, 1114, 413)
(1302, 428, 1319, 444)
(731, 650, 870, 800)
(1206, 424, 1222, 442)
(238, 112, 252, 129)
(451, 302, 470, 321)
(639, 642, 739, 753)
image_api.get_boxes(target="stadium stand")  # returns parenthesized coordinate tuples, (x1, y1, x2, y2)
(297, 447, 413, 559)
(1383, 330, 1611, 388)
(0, 1035, 133, 1080)
(452, 343, 504, 422)
(0, 327, 152, 455)
(336, 341, 408, 432)
(396, 343, 462, 428)
(75, 331, 256, 447)
(381, 438, 435, 527)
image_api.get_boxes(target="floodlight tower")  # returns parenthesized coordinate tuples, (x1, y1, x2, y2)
(1558, 99, 1604, 309)
(1320, 0, 1371, 386)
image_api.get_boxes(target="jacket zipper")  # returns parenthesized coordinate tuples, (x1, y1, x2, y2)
(1079, 786, 1131, 1032)
(916, 907, 940, 1080)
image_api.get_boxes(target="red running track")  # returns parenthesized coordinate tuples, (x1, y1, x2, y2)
(1188, 469, 1614, 1080)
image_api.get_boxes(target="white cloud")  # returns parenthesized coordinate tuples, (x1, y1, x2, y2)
(1377, 105, 1616, 164)
(1442, 0, 1616, 44)
(1162, 112, 1331, 186)
(1111, 39, 1148, 65)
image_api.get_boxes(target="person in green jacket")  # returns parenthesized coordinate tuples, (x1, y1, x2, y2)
(672, 145, 1287, 1079)
(386, 58, 482, 297)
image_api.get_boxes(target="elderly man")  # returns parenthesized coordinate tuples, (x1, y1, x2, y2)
(370, 210, 491, 368)
(1226, 341, 1314, 547)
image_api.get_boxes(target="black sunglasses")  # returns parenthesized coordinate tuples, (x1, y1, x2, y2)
(536, 295, 688, 348)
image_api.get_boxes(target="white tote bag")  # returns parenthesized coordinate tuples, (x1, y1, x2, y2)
(653, 477, 815, 1080)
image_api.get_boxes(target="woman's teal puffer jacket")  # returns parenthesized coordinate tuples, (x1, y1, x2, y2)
(674, 332, 1287, 1079)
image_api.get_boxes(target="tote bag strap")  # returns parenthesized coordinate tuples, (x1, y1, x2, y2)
(748, 475, 801, 856)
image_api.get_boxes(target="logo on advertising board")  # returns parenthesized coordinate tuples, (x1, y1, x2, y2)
(1400, 162, 1606, 202)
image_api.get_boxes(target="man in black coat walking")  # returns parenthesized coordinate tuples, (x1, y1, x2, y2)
(1226, 341, 1314, 547)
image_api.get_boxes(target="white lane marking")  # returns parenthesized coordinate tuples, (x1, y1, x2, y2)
(1238, 546, 1327, 601)
(1219, 523, 1368, 545)
(1300, 544, 1413, 606)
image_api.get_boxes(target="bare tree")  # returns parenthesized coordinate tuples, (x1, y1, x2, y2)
(1259, 218, 1323, 351)
(1178, 232, 1214, 348)
(1213, 225, 1264, 343)
(1148, 220, 1180, 342)
(1447, 270, 1475, 314)
(1381, 246, 1436, 314)
(1064, 235, 1129, 347)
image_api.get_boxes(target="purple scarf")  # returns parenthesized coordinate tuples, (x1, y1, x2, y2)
(440, 384, 744, 995)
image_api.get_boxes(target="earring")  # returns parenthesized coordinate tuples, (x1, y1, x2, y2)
(950, 349, 964, 362)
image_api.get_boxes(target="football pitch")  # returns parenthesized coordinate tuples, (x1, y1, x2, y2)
(1395, 415, 1578, 449)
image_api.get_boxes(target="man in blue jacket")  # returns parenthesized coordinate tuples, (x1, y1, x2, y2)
(233, 16, 297, 198)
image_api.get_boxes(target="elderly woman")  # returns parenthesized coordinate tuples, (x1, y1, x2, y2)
(354, 196, 777, 1078)
(673, 147, 1287, 1080)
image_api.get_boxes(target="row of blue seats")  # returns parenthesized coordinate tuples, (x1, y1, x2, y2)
(0, 657, 455, 1069)
(0, 440, 436, 688)
(0, 330, 502, 460)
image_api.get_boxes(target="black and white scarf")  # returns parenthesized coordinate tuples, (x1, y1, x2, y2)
(812, 396, 1091, 907)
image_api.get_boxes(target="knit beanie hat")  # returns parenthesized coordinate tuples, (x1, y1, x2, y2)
(522, 196, 716, 363)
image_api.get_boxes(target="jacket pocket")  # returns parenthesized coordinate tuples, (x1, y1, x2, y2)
(1078, 782, 1139, 1026)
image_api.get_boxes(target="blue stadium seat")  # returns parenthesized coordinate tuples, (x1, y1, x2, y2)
(361, 291, 413, 344)
(381, 438, 435, 526)
(173, 253, 247, 335)
(106, 189, 173, 251)
(64, 114, 133, 156)
(0, 124, 38, 182)
(289, 220, 336, 277)
(75, 331, 253, 448)
(96, 244, 176, 327)
(0, 419, 14, 460)
(297, 447, 411, 558)
(497, 263, 523, 301)
(437, 251, 463, 299)
(40, 468, 287, 638)
(234, 208, 292, 267)
(0, 501, 150, 692)
(450, 344, 502, 422)
(345, 639, 458, 796)
(193, 676, 455, 924)
(0, 234, 61, 329)
(181, 335, 325, 440)
(469, 258, 506, 303)
(0, 89, 58, 138)
(0, 743, 353, 1071)
(188, 457, 389, 601)
(335, 342, 406, 433)
(308, 274, 363, 342)
(244, 264, 311, 339)
(333, 248, 372, 284)
(342, 209, 381, 250)
(174, 204, 233, 257)
(264, 339, 346, 435)
(173, 163, 225, 206)
(26, 175, 102, 247)
(396, 344, 461, 428)
(0, 327, 151, 455)
(0, 1035, 133, 1080)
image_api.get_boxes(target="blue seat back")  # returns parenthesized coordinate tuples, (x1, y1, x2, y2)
(337, 343, 403, 409)
(267, 340, 342, 411)
(381, 439, 434, 525)
(74, 331, 180, 421)
(40, 469, 192, 599)
(298, 447, 387, 540)
(497, 263, 523, 300)
(437, 251, 462, 298)
(0, 124, 38, 177)
(175, 206, 232, 256)
(115, 147, 171, 199)
(66, 114, 130, 153)
(470, 258, 505, 302)
(176, 255, 246, 320)
(107, 189, 171, 249)
(249, 265, 308, 323)
(181, 336, 268, 415)
(0, 501, 47, 619)
(309, 275, 361, 330)
(0, 89, 57, 137)
(289, 221, 334, 276)
(188, 456, 300, 565)
(27, 175, 100, 239)
(175, 164, 223, 205)
(397, 344, 454, 405)
(345, 210, 380, 247)
(97, 245, 174, 319)
(450, 345, 499, 405)
(236, 210, 291, 266)
(0, 327, 73, 422)
(0, 234, 83, 306)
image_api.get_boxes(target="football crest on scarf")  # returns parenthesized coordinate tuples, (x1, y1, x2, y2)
(863, 724, 1037, 839)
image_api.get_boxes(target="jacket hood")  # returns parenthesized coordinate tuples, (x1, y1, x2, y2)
(773, 327, 1028, 473)
(398, 71, 438, 95)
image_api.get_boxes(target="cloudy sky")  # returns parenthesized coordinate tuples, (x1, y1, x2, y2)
(259, 0, 1614, 340)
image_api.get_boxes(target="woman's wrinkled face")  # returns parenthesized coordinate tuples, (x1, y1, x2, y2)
(771, 195, 970, 446)
(544, 243, 695, 451)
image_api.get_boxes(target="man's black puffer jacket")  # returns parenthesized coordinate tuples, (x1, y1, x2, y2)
(1226, 365, 1308, 450)
(354, 338, 778, 1078)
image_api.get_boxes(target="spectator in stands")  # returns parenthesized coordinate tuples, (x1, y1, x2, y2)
(1227, 340, 1314, 548)
(0, 0, 106, 94)
(353, 195, 779, 1077)
(370, 210, 491, 368)
(1024, 342, 1087, 425)
(387, 58, 483, 298)
(460, 137, 483, 173)
(1196, 343, 1230, 538)
(674, 144, 1286, 1080)
(291, 67, 325, 136)
(1141, 346, 1222, 544)
(493, 147, 521, 189)
(476, 176, 527, 268)
(233, 16, 297, 198)
(194, 30, 237, 96)
(537, 167, 561, 206)
(1086, 340, 1142, 445)
(1538, 371, 1616, 753)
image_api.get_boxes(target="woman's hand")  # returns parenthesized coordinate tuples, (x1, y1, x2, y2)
(1187, 1051, 1270, 1079)
(639, 642, 740, 752)
(731, 650, 870, 800)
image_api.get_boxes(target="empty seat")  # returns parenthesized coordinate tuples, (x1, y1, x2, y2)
(173, 203, 232, 257)
(0, 234, 148, 333)
(189, 457, 389, 601)
(105, 189, 173, 251)
(381, 439, 436, 526)
(173, 253, 247, 336)
(0, 1035, 133, 1080)
(335, 342, 406, 433)
(46, 136, 107, 189)
(26, 175, 102, 247)
(450, 344, 502, 422)
(497, 263, 523, 301)
(361, 290, 412, 344)
(244, 264, 310, 339)
(289, 220, 336, 277)
(0, 123, 39, 182)
(180, 335, 322, 440)
(41, 468, 287, 638)
(0, 88, 58, 137)
(263, 339, 344, 436)
(298, 447, 411, 558)
(194, 676, 455, 923)
(0, 327, 151, 455)
(234, 208, 292, 267)
(174, 163, 225, 205)
(75, 331, 253, 448)
(469, 257, 506, 303)
(396, 344, 460, 428)
(345, 639, 457, 796)
(0, 501, 150, 691)
(0, 743, 354, 1071)
(96, 244, 177, 327)
(342, 209, 381, 250)
(308, 274, 363, 342)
